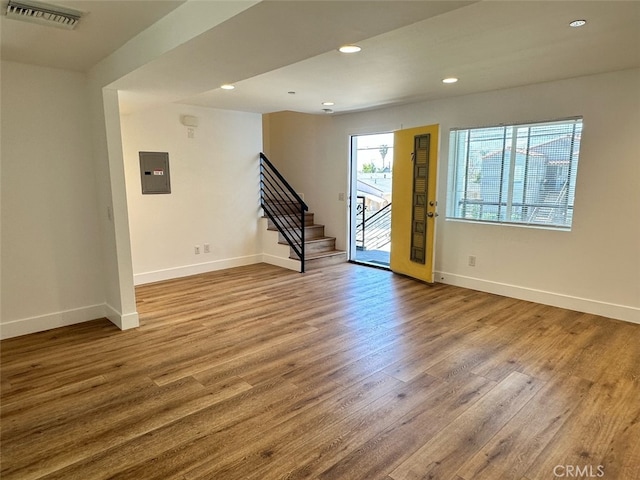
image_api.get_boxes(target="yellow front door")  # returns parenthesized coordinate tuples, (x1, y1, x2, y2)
(390, 125, 439, 283)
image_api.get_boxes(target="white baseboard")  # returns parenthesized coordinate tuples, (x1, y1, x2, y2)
(104, 304, 139, 330)
(261, 254, 301, 272)
(134, 255, 263, 285)
(0, 304, 108, 340)
(435, 271, 640, 325)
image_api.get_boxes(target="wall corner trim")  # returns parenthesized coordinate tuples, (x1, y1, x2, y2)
(104, 304, 140, 330)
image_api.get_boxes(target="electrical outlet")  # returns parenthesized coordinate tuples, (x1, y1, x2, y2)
(338, 192, 345, 201)
(204, 243, 210, 253)
(195, 245, 201, 255)
(468, 255, 476, 267)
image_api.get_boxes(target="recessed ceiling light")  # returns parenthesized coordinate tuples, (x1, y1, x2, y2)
(322, 102, 335, 106)
(442, 77, 458, 84)
(220, 84, 235, 90)
(338, 45, 361, 54)
(569, 19, 587, 28)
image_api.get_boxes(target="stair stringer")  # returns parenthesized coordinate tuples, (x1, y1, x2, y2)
(259, 217, 301, 271)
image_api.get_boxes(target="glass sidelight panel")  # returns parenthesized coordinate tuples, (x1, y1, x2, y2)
(410, 134, 430, 264)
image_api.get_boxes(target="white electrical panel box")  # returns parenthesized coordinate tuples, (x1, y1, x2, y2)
(139, 151, 171, 194)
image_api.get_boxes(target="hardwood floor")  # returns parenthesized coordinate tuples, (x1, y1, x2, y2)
(2, 263, 639, 480)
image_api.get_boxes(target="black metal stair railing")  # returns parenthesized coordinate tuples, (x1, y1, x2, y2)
(355, 202, 392, 251)
(260, 153, 309, 273)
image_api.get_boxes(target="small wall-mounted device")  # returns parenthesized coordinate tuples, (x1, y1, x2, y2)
(139, 151, 171, 194)
(180, 115, 199, 127)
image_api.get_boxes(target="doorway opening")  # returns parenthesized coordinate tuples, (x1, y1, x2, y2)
(349, 132, 394, 268)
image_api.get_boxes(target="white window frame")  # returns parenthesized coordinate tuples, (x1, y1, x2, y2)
(447, 118, 582, 230)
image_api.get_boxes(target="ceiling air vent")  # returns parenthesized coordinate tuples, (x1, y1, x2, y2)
(4, 0, 83, 29)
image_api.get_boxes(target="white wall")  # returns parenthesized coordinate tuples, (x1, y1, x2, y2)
(84, 1, 260, 328)
(121, 104, 263, 284)
(1, 61, 106, 338)
(263, 112, 347, 249)
(265, 69, 640, 323)
(0, 2, 281, 337)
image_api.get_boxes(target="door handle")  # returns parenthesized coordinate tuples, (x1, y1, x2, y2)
(427, 212, 439, 218)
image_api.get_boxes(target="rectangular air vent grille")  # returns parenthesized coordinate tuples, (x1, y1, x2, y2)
(5, 0, 83, 29)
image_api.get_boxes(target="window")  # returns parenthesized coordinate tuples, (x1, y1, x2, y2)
(448, 118, 582, 229)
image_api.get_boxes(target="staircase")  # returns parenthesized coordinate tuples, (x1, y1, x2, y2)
(260, 153, 346, 272)
(526, 180, 570, 225)
(265, 210, 346, 270)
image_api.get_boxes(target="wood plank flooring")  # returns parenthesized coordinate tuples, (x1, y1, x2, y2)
(2, 263, 639, 480)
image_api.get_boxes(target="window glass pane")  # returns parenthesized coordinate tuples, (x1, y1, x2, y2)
(448, 119, 582, 229)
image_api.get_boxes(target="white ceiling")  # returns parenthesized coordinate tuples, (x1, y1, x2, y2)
(2, 0, 639, 115)
(0, 0, 186, 71)
(180, 1, 640, 115)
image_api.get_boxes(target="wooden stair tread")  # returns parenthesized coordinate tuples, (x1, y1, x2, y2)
(262, 199, 346, 269)
(304, 250, 346, 259)
(268, 223, 324, 231)
(303, 250, 348, 268)
(305, 236, 335, 244)
(278, 236, 334, 245)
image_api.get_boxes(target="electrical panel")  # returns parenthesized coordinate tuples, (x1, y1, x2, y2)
(139, 151, 171, 194)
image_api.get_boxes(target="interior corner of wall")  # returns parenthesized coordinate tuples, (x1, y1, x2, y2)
(262, 113, 271, 155)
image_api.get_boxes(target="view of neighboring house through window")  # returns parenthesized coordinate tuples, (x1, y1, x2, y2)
(447, 118, 582, 229)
